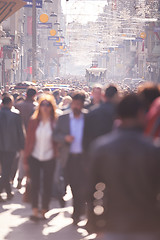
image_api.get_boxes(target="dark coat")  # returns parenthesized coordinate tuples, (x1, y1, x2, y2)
(0, 107, 25, 152)
(88, 127, 160, 233)
(83, 102, 116, 152)
(15, 99, 37, 131)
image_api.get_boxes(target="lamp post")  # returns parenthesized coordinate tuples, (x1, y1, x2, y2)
(32, 0, 36, 81)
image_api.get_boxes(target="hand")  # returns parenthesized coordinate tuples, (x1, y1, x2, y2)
(19, 150, 24, 159)
(24, 163, 30, 177)
(65, 135, 74, 143)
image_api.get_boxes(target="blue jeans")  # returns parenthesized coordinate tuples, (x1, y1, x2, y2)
(96, 233, 160, 240)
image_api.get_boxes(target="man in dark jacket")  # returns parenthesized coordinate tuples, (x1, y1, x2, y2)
(83, 85, 118, 152)
(15, 87, 37, 131)
(53, 91, 88, 225)
(87, 94, 160, 239)
(0, 95, 25, 201)
(14, 87, 37, 188)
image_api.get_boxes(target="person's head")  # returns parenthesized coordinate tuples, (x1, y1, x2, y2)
(53, 90, 60, 100)
(32, 94, 57, 120)
(16, 96, 25, 103)
(84, 86, 89, 93)
(2, 95, 13, 109)
(117, 94, 146, 128)
(61, 96, 72, 107)
(71, 91, 85, 117)
(61, 88, 67, 97)
(138, 82, 160, 111)
(104, 85, 119, 103)
(13, 93, 19, 102)
(26, 87, 37, 101)
(92, 84, 102, 104)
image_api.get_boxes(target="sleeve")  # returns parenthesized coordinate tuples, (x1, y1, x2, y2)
(16, 114, 25, 150)
(24, 119, 34, 164)
(53, 116, 67, 144)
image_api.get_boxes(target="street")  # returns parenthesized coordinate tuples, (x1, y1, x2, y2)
(0, 184, 97, 240)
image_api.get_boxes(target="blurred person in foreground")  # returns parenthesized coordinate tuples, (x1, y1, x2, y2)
(87, 94, 160, 240)
(145, 96, 160, 139)
(138, 82, 160, 112)
(53, 91, 88, 225)
(15, 87, 37, 189)
(24, 94, 57, 221)
(0, 95, 25, 201)
(83, 85, 119, 153)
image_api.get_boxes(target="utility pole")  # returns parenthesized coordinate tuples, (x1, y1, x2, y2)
(32, 0, 36, 81)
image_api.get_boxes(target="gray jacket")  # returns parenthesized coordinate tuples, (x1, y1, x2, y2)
(53, 109, 87, 167)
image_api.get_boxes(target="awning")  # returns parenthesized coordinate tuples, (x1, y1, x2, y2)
(0, 0, 26, 24)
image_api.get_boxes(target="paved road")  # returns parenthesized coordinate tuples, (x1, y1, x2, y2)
(0, 185, 97, 240)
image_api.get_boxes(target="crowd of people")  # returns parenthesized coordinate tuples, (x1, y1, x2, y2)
(0, 81, 160, 239)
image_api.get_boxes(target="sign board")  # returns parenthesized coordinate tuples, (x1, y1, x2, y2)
(48, 36, 59, 41)
(24, 0, 42, 8)
(37, 23, 52, 29)
(53, 42, 62, 47)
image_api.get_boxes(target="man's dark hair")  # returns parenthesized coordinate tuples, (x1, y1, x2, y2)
(13, 93, 19, 101)
(26, 88, 37, 98)
(2, 95, 13, 105)
(138, 83, 160, 110)
(72, 91, 86, 103)
(53, 90, 60, 98)
(117, 94, 145, 119)
(105, 85, 118, 98)
(2, 92, 10, 98)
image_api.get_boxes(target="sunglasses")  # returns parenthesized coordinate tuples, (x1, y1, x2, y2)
(40, 102, 51, 107)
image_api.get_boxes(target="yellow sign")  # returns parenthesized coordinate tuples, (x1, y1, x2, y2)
(56, 37, 61, 42)
(50, 29, 56, 36)
(40, 14, 49, 23)
(59, 46, 63, 50)
(140, 32, 146, 39)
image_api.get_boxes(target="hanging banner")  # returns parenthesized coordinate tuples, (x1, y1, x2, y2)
(24, 0, 42, 8)
(53, 42, 62, 47)
(48, 36, 59, 41)
(37, 23, 52, 29)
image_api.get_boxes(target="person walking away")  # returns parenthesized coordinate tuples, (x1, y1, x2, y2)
(53, 91, 88, 225)
(15, 87, 37, 189)
(87, 94, 160, 239)
(83, 85, 119, 153)
(24, 94, 57, 221)
(0, 95, 25, 201)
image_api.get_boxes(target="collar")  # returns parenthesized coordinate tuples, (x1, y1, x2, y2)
(70, 111, 84, 120)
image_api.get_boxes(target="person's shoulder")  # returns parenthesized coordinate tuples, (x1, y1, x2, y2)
(58, 109, 71, 120)
(90, 130, 117, 153)
(11, 107, 20, 115)
(82, 108, 88, 115)
(86, 104, 104, 118)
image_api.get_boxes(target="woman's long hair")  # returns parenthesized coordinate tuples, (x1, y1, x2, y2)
(32, 94, 57, 121)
